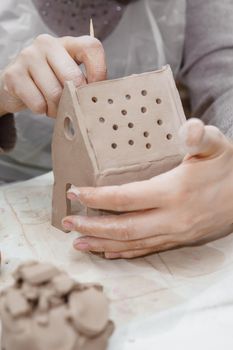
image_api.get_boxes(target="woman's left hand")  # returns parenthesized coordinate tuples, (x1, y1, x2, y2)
(62, 119, 233, 259)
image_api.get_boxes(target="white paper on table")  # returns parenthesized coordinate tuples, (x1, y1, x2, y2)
(1, 172, 233, 349)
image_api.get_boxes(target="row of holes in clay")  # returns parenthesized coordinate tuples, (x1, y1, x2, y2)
(64, 117, 172, 146)
(111, 134, 173, 149)
(92, 94, 162, 105)
(99, 119, 163, 127)
(97, 107, 159, 116)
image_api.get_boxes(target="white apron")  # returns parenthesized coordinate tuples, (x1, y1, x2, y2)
(0, 0, 186, 182)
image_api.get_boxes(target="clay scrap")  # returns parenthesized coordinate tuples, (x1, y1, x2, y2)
(0, 261, 114, 350)
(52, 65, 186, 231)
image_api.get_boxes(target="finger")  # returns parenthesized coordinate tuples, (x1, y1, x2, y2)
(29, 60, 63, 117)
(105, 246, 174, 259)
(45, 40, 87, 87)
(105, 249, 155, 259)
(4, 66, 47, 115)
(179, 118, 229, 158)
(60, 36, 107, 83)
(67, 170, 176, 212)
(73, 234, 172, 253)
(62, 209, 176, 241)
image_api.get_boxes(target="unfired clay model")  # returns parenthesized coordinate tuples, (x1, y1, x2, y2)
(52, 65, 186, 230)
(0, 261, 114, 350)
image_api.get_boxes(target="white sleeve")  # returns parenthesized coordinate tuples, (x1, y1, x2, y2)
(0, 0, 54, 69)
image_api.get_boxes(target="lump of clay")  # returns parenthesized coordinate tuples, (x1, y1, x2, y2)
(0, 262, 114, 350)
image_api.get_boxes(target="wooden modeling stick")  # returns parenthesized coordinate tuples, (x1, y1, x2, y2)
(90, 18, 95, 38)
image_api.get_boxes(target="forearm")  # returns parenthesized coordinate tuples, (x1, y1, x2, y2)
(179, 0, 233, 138)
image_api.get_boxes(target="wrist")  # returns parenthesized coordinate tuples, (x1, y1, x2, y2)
(0, 75, 9, 117)
(0, 107, 9, 117)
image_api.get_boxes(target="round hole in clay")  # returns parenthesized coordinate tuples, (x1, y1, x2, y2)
(113, 124, 118, 130)
(141, 107, 147, 113)
(143, 131, 149, 138)
(121, 109, 127, 116)
(92, 97, 98, 103)
(99, 117, 105, 123)
(146, 143, 151, 149)
(141, 90, 147, 96)
(64, 116, 75, 140)
(111, 143, 117, 149)
(128, 140, 134, 146)
(156, 98, 162, 104)
(125, 94, 131, 100)
(157, 119, 163, 125)
(108, 99, 114, 104)
(166, 134, 173, 140)
(128, 122, 134, 128)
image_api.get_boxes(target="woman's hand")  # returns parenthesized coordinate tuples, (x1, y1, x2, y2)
(62, 119, 233, 259)
(0, 35, 106, 118)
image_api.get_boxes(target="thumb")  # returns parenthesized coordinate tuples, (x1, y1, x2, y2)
(179, 118, 228, 158)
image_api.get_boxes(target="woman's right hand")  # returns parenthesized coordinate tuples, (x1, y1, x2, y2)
(0, 34, 107, 118)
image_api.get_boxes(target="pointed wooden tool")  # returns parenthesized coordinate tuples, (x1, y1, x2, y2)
(90, 18, 95, 38)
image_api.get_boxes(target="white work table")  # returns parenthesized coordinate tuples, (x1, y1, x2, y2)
(1, 172, 233, 349)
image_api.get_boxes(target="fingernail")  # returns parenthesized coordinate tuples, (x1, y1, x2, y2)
(67, 187, 81, 200)
(74, 240, 90, 251)
(67, 192, 78, 200)
(62, 220, 75, 231)
(105, 252, 121, 259)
